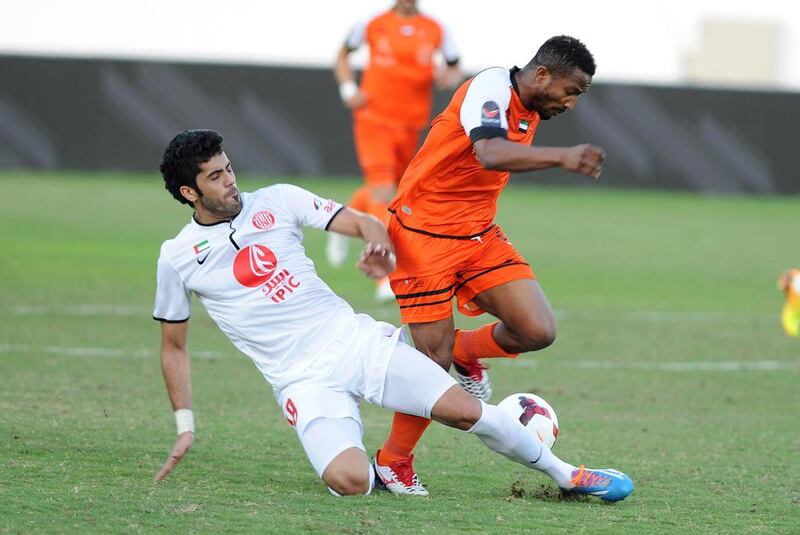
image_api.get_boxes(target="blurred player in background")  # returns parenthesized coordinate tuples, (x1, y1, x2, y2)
(373, 36, 607, 494)
(778, 269, 800, 336)
(327, 0, 463, 301)
(152, 129, 633, 502)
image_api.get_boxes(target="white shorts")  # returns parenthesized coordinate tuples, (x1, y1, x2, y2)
(277, 323, 457, 477)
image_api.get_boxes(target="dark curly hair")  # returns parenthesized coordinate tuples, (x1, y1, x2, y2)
(159, 129, 224, 206)
(530, 35, 596, 77)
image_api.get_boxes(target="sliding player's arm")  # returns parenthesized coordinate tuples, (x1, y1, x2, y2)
(154, 320, 195, 482)
(473, 138, 605, 178)
(276, 184, 394, 278)
(327, 208, 395, 279)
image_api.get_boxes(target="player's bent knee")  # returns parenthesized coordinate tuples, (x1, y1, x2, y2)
(324, 469, 372, 496)
(516, 321, 557, 351)
(321, 446, 372, 496)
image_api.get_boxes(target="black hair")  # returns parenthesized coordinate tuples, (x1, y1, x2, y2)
(530, 35, 596, 77)
(159, 129, 224, 206)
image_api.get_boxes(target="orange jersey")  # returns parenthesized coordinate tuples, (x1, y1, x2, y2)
(346, 10, 459, 129)
(389, 67, 540, 237)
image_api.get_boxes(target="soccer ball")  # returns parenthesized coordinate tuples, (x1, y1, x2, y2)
(497, 393, 559, 449)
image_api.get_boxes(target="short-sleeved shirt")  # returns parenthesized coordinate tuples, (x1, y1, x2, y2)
(388, 67, 540, 237)
(346, 10, 459, 129)
(153, 185, 360, 392)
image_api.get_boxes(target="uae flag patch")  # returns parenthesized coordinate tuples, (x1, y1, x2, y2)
(518, 119, 530, 132)
(193, 239, 210, 255)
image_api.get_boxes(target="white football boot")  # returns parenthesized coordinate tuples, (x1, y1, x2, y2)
(372, 451, 429, 496)
(452, 360, 492, 401)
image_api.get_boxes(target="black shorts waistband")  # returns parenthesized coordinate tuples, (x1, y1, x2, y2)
(390, 210, 496, 240)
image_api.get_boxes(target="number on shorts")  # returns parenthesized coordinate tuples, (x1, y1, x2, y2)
(285, 398, 298, 427)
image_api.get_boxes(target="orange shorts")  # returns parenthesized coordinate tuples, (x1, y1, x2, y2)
(388, 217, 535, 324)
(353, 117, 420, 186)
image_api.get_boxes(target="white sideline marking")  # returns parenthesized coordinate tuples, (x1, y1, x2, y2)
(355, 307, 775, 324)
(0, 343, 795, 372)
(11, 304, 144, 316)
(9, 304, 775, 324)
(495, 358, 798, 372)
(0, 344, 224, 360)
(554, 309, 774, 323)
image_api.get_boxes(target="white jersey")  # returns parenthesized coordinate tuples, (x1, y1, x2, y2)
(153, 184, 360, 392)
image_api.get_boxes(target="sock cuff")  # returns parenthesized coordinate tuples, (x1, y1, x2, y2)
(457, 322, 519, 361)
(483, 322, 519, 358)
(466, 400, 490, 434)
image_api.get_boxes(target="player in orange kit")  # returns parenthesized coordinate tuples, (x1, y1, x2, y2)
(327, 0, 462, 301)
(371, 36, 607, 495)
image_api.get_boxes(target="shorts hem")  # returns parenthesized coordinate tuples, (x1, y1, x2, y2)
(398, 308, 454, 325)
(421, 381, 459, 419)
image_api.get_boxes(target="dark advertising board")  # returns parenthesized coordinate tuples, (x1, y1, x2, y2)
(1, 55, 797, 193)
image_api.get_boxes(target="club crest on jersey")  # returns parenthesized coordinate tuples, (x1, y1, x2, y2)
(313, 198, 336, 213)
(481, 101, 501, 127)
(251, 210, 276, 230)
(233, 244, 277, 287)
(232, 243, 302, 303)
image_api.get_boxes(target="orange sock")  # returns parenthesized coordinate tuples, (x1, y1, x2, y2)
(453, 321, 519, 364)
(377, 412, 433, 465)
(348, 186, 371, 212)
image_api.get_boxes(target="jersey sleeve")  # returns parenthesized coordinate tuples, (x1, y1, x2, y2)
(153, 246, 191, 323)
(277, 184, 344, 231)
(459, 70, 512, 143)
(344, 18, 368, 51)
(438, 23, 460, 65)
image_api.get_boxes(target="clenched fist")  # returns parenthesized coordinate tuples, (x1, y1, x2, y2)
(562, 144, 606, 179)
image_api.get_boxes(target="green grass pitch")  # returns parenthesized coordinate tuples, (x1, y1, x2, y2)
(1, 171, 798, 534)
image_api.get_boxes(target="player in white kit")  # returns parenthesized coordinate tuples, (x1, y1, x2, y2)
(152, 129, 633, 501)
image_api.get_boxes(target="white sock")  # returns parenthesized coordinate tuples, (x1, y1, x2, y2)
(467, 401, 576, 489)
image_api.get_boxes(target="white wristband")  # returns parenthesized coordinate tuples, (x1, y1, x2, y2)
(174, 409, 195, 435)
(339, 80, 358, 101)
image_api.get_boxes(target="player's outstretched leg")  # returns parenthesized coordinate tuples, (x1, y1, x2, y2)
(380, 340, 633, 501)
(433, 390, 634, 502)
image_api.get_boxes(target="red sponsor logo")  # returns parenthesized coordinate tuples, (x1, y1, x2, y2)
(313, 198, 337, 213)
(285, 398, 298, 427)
(260, 268, 302, 303)
(251, 211, 276, 230)
(233, 244, 278, 287)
